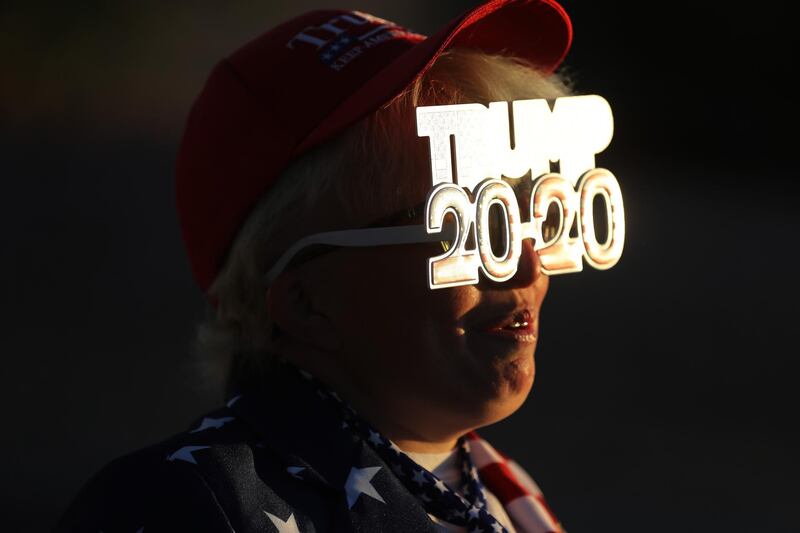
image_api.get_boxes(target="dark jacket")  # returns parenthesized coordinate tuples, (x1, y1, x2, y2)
(55, 362, 445, 533)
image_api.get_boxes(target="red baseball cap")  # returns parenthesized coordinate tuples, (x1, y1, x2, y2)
(176, 0, 572, 293)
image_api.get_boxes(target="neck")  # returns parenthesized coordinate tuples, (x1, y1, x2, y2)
(282, 345, 465, 453)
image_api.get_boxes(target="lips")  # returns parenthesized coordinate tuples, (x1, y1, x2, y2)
(475, 308, 537, 344)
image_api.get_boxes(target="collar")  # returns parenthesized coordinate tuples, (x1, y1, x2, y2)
(226, 359, 446, 531)
(227, 359, 511, 532)
(226, 359, 362, 491)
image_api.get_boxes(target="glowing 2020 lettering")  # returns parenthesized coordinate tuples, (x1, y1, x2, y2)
(417, 95, 625, 289)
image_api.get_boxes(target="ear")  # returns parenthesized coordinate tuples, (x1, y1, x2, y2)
(266, 271, 340, 352)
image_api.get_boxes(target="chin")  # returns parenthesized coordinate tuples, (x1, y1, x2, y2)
(500, 351, 535, 394)
(470, 352, 536, 428)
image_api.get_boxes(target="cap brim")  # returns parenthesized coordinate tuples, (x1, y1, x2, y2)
(296, 0, 572, 155)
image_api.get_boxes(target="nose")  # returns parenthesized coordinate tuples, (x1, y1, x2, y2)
(481, 239, 544, 290)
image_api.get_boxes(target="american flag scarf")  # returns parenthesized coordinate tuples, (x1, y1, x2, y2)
(295, 365, 563, 533)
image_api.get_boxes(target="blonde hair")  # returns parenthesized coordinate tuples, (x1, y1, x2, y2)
(194, 47, 574, 398)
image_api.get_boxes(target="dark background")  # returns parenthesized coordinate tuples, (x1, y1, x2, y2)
(3, 1, 798, 531)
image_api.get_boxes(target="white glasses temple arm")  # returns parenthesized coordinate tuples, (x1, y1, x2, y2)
(264, 223, 456, 284)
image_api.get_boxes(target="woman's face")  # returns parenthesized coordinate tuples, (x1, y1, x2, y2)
(302, 222, 549, 438)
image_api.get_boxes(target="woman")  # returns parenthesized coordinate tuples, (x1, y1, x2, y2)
(56, 1, 575, 531)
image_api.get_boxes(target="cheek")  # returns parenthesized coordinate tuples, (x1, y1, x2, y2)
(322, 247, 474, 358)
(535, 273, 549, 308)
(322, 248, 423, 336)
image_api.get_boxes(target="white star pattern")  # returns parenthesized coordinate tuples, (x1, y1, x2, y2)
(368, 430, 383, 446)
(434, 479, 447, 493)
(225, 394, 242, 407)
(468, 505, 481, 519)
(470, 466, 479, 480)
(492, 521, 503, 532)
(264, 511, 300, 533)
(412, 469, 428, 486)
(166, 445, 210, 465)
(287, 466, 305, 479)
(388, 441, 402, 454)
(344, 466, 386, 509)
(189, 416, 235, 433)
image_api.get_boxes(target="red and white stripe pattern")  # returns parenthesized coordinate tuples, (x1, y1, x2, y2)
(466, 432, 562, 533)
